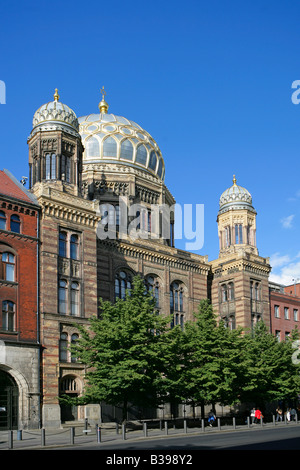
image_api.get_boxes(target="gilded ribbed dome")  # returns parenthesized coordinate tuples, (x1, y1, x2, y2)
(31, 89, 79, 133)
(219, 176, 254, 213)
(78, 88, 165, 181)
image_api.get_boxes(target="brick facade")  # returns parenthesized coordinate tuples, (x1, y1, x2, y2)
(0, 170, 40, 429)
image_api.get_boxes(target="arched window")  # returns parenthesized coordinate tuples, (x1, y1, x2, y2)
(66, 157, 71, 183)
(255, 282, 260, 300)
(59, 332, 68, 361)
(60, 155, 71, 182)
(146, 275, 160, 307)
(60, 376, 79, 393)
(86, 136, 100, 157)
(224, 226, 231, 247)
(59, 232, 67, 257)
(120, 140, 133, 160)
(70, 234, 79, 260)
(115, 270, 132, 300)
(221, 284, 228, 302)
(170, 281, 184, 328)
(10, 215, 20, 233)
(71, 334, 79, 363)
(235, 224, 243, 244)
(58, 280, 68, 314)
(136, 144, 147, 166)
(46, 153, 51, 180)
(228, 282, 234, 300)
(2, 252, 15, 281)
(157, 159, 163, 179)
(51, 153, 56, 179)
(45, 153, 57, 180)
(2, 301, 15, 331)
(71, 282, 80, 316)
(148, 151, 157, 171)
(0, 211, 6, 230)
(103, 136, 117, 158)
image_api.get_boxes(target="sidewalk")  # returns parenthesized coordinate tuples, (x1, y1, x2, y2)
(0, 418, 299, 450)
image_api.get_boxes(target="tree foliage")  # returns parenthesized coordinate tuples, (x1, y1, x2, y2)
(65, 276, 171, 421)
(61, 283, 300, 418)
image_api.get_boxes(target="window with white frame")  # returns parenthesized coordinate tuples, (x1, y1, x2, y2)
(284, 307, 290, 320)
(1, 252, 15, 282)
(293, 309, 299, 321)
(2, 300, 15, 331)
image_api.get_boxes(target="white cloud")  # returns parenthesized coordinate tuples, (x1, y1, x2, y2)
(280, 214, 295, 229)
(269, 252, 300, 286)
(269, 252, 291, 268)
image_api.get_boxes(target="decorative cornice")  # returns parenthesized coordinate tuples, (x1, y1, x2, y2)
(33, 185, 100, 228)
(99, 239, 210, 274)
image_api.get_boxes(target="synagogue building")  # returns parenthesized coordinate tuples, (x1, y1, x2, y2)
(0, 88, 286, 429)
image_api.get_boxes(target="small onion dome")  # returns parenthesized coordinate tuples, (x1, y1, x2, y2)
(31, 89, 79, 135)
(219, 175, 255, 214)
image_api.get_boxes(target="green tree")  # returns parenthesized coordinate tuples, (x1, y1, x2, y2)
(241, 321, 300, 409)
(183, 299, 245, 416)
(66, 276, 171, 422)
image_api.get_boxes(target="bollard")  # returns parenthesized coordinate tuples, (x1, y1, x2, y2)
(260, 417, 263, 427)
(17, 430, 22, 440)
(122, 423, 126, 440)
(115, 422, 119, 434)
(8, 430, 13, 449)
(184, 419, 187, 434)
(247, 417, 250, 429)
(273, 415, 276, 426)
(97, 425, 101, 443)
(164, 421, 168, 435)
(143, 422, 148, 437)
(201, 419, 205, 432)
(41, 428, 46, 446)
(159, 419, 163, 431)
(218, 418, 221, 431)
(233, 417, 236, 429)
(70, 427, 75, 445)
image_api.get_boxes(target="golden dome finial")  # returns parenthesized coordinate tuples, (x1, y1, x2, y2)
(99, 86, 109, 114)
(233, 174, 237, 185)
(54, 88, 60, 102)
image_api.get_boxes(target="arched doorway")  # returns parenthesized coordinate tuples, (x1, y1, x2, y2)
(0, 370, 18, 429)
(60, 375, 81, 422)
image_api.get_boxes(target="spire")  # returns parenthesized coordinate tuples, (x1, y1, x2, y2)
(98, 86, 109, 114)
(233, 174, 237, 185)
(54, 88, 60, 102)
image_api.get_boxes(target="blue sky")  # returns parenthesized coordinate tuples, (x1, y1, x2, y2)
(1, 0, 300, 285)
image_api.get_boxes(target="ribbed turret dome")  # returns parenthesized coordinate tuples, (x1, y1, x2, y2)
(31, 89, 79, 135)
(219, 175, 254, 214)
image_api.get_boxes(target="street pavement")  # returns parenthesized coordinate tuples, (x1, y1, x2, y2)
(0, 419, 299, 451)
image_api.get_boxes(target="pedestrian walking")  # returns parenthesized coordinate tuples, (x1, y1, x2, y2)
(255, 408, 263, 424)
(290, 408, 297, 421)
(276, 407, 283, 422)
(208, 410, 216, 427)
(250, 407, 256, 424)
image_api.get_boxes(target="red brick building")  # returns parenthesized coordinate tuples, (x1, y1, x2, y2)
(269, 282, 300, 341)
(0, 169, 40, 429)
